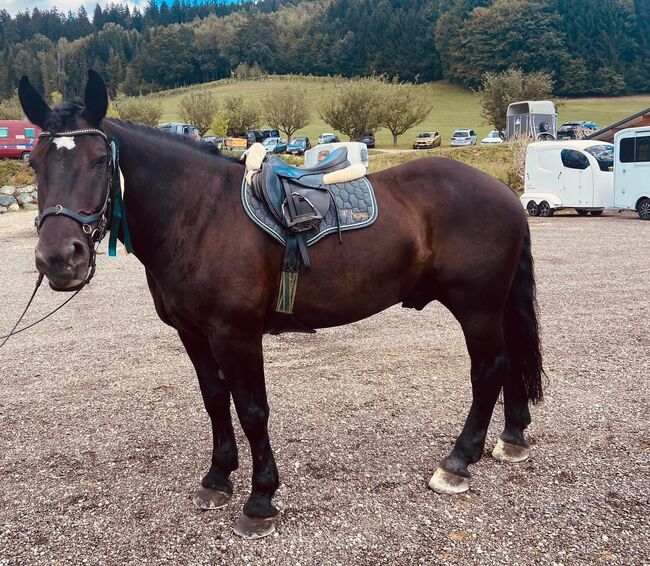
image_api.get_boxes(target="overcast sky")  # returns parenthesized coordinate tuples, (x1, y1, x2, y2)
(4, 0, 160, 16)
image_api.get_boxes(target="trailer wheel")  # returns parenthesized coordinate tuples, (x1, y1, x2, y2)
(589, 210, 603, 216)
(526, 201, 540, 217)
(538, 201, 554, 217)
(638, 197, 650, 220)
(576, 208, 588, 216)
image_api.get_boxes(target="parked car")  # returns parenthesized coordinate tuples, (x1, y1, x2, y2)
(202, 136, 225, 150)
(159, 122, 200, 141)
(287, 137, 311, 155)
(246, 130, 264, 147)
(262, 137, 287, 154)
(318, 133, 340, 144)
(557, 121, 599, 140)
(412, 131, 441, 149)
(451, 129, 477, 146)
(353, 132, 375, 148)
(481, 130, 505, 145)
(261, 129, 280, 139)
(0, 120, 40, 161)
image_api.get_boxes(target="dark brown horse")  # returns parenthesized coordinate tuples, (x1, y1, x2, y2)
(18, 71, 544, 538)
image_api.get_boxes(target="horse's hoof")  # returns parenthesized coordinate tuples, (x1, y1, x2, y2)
(428, 467, 470, 495)
(192, 486, 232, 510)
(233, 513, 278, 539)
(492, 438, 530, 463)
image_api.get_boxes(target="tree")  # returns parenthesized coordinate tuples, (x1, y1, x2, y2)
(262, 87, 310, 143)
(320, 78, 383, 140)
(480, 69, 554, 132)
(113, 94, 162, 125)
(178, 90, 218, 136)
(379, 83, 432, 146)
(211, 111, 228, 137)
(223, 95, 260, 136)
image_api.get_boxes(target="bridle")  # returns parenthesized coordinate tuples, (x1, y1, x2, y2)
(0, 128, 117, 349)
(36, 128, 115, 286)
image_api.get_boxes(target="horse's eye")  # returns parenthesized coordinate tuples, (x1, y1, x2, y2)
(91, 156, 107, 169)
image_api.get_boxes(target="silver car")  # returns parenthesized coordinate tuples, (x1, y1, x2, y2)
(451, 129, 478, 146)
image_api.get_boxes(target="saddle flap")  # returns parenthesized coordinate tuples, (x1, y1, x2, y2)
(282, 182, 332, 230)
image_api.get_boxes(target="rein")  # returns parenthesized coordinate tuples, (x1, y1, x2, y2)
(0, 127, 132, 348)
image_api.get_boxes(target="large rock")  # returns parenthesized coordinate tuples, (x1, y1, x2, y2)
(0, 206, 7, 214)
(30, 191, 38, 200)
(0, 194, 17, 207)
(17, 193, 34, 205)
(0, 185, 16, 196)
(22, 203, 39, 211)
(8, 202, 19, 212)
(16, 185, 36, 194)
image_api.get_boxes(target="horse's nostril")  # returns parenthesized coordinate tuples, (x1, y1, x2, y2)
(71, 239, 87, 260)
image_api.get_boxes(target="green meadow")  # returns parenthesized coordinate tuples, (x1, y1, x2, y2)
(152, 75, 650, 149)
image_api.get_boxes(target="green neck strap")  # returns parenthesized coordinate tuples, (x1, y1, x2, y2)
(108, 139, 134, 257)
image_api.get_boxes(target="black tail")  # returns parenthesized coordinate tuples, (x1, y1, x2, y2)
(504, 225, 545, 404)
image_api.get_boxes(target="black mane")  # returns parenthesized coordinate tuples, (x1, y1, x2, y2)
(107, 119, 243, 164)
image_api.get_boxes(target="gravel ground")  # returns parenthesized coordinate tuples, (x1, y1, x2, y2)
(0, 210, 648, 566)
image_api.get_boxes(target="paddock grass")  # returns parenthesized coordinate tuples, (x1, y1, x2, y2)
(151, 75, 650, 150)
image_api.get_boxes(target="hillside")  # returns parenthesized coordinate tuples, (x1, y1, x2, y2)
(153, 76, 650, 149)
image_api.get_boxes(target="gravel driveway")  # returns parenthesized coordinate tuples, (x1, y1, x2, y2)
(0, 210, 648, 565)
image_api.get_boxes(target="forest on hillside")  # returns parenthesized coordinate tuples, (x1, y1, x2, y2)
(1, 0, 649, 101)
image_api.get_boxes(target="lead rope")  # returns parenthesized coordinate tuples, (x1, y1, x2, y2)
(0, 274, 44, 349)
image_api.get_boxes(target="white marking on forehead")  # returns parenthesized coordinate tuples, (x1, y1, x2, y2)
(53, 137, 76, 150)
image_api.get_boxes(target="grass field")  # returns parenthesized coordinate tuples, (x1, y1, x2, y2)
(152, 75, 650, 150)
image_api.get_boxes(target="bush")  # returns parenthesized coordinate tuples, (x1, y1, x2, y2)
(211, 111, 228, 137)
(178, 91, 219, 136)
(112, 95, 162, 126)
(0, 96, 24, 120)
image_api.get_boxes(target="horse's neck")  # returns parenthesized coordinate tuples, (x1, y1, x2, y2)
(103, 120, 234, 277)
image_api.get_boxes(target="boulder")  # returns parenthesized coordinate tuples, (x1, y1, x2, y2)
(0, 206, 7, 214)
(30, 191, 38, 200)
(22, 203, 39, 211)
(0, 194, 17, 207)
(8, 202, 20, 212)
(17, 193, 34, 205)
(0, 185, 16, 196)
(16, 185, 36, 194)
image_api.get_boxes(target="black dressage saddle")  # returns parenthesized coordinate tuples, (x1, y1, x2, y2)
(251, 147, 351, 231)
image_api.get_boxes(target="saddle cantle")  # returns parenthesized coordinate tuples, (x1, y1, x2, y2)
(242, 143, 378, 315)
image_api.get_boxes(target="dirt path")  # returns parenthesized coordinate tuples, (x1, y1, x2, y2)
(0, 210, 648, 565)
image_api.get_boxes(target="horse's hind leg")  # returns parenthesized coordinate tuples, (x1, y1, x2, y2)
(179, 331, 238, 510)
(429, 310, 508, 494)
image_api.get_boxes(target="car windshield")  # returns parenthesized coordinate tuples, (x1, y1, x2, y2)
(585, 145, 614, 172)
(453, 131, 468, 137)
(263, 138, 276, 146)
(418, 133, 432, 138)
(292, 138, 306, 144)
(488, 131, 500, 138)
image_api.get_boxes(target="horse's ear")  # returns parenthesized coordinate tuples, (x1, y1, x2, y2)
(84, 69, 108, 125)
(18, 76, 50, 128)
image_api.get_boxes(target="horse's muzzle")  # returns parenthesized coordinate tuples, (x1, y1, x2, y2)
(35, 238, 89, 291)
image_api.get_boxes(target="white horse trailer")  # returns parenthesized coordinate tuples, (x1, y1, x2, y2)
(304, 142, 369, 172)
(521, 141, 614, 217)
(614, 127, 650, 220)
(506, 100, 557, 141)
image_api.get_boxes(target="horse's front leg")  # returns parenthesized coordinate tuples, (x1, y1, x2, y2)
(179, 331, 239, 509)
(210, 332, 280, 539)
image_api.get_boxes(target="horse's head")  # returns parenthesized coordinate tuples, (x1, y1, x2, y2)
(19, 70, 111, 291)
